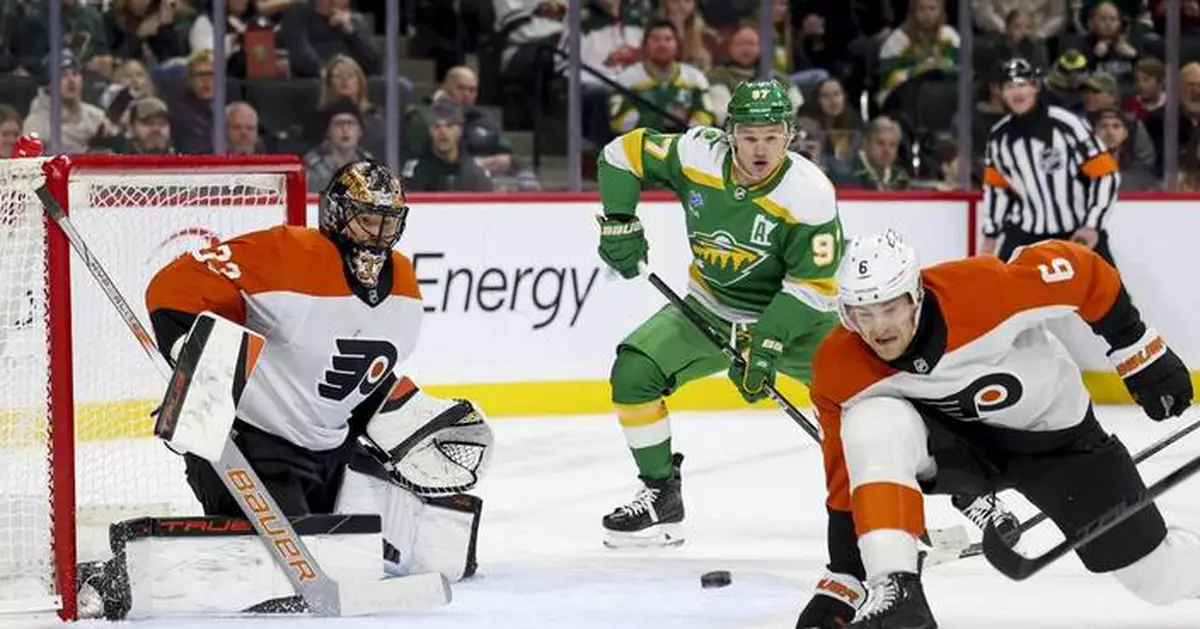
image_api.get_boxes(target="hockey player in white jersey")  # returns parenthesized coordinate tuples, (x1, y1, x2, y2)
(124, 160, 491, 616)
(796, 231, 1199, 628)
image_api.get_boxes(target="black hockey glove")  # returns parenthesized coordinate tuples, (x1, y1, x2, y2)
(795, 570, 865, 628)
(1111, 328, 1192, 421)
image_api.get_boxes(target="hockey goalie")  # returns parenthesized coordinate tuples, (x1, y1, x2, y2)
(86, 160, 491, 618)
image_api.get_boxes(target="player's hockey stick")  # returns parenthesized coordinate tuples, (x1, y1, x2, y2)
(953, 415, 1200, 562)
(640, 269, 822, 443)
(35, 179, 450, 616)
(982, 448, 1200, 580)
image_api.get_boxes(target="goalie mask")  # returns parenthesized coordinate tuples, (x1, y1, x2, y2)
(365, 379, 494, 497)
(319, 160, 409, 287)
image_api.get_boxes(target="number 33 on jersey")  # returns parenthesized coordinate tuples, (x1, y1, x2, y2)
(146, 225, 424, 452)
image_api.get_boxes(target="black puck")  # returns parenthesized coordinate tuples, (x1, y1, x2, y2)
(700, 570, 731, 588)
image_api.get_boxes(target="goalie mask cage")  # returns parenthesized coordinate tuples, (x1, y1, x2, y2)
(0, 155, 306, 620)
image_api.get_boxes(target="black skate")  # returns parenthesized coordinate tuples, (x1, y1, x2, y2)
(602, 453, 685, 548)
(952, 493, 1021, 547)
(848, 572, 937, 629)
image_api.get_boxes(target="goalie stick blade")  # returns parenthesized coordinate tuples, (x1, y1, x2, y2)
(242, 573, 451, 616)
(983, 451, 1200, 581)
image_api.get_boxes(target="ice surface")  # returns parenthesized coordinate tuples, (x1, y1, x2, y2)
(15, 405, 1200, 628)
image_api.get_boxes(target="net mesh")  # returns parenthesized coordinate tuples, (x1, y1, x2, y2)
(0, 160, 54, 612)
(0, 158, 297, 615)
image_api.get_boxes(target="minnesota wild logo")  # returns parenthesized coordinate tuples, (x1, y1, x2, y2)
(690, 230, 769, 286)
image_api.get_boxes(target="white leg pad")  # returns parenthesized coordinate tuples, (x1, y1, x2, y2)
(859, 529, 920, 580)
(1114, 526, 1200, 606)
(336, 469, 480, 582)
(841, 397, 936, 494)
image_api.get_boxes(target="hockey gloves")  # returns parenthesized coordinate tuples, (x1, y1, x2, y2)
(1111, 328, 1192, 421)
(729, 327, 783, 404)
(795, 570, 865, 629)
(597, 213, 648, 279)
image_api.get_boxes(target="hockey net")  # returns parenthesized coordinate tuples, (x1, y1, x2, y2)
(0, 155, 306, 619)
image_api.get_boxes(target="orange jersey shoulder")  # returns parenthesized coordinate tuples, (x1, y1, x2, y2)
(923, 240, 1122, 352)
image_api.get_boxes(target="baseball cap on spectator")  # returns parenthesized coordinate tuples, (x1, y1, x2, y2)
(324, 98, 363, 129)
(40, 49, 81, 84)
(130, 97, 170, 123)
(424, 100, 464, 126)
(1083, 71, 1118, 94)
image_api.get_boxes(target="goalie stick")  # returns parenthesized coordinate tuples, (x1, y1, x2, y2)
(948, 415, 1200, 563)
(35, 168, 450, 616)
(982, 449, 1200, 580)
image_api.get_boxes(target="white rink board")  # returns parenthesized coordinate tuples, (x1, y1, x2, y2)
(306, 198, 970, 384)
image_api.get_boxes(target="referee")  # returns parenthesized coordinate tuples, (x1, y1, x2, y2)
(979, 58, 1121, 264)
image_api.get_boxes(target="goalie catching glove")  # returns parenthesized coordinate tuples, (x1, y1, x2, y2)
(361, 376, 493, 497)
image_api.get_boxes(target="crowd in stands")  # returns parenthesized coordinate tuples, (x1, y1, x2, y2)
(0, 0, 1197, 192)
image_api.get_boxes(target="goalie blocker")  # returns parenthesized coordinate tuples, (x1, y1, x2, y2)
(120, 312, 492, 617)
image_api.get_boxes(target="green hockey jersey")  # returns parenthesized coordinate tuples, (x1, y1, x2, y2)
(609, 62, 715, 134)
(598, 125, 843, 341)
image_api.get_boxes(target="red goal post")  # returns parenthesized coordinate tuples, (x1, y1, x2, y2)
(0, 154, 305, 620)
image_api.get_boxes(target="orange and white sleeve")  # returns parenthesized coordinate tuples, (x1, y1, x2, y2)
(1000, 239, 1146, 350)
(144, 227, 284, 362)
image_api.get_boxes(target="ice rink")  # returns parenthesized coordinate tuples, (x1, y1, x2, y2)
(31, 404, 1200, 628)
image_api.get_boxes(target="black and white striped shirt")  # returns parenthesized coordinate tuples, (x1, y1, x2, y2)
(982, 104, 1120, 237)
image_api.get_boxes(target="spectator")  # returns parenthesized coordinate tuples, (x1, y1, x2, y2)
(0, 1, 31, 75)
(790, 8, 836, 89)
(304, 98, 371, 193)
(1077, 0, 1153, 34)
(1180, 133, 1200, 191)
(168, 49, 215, 154)
(795, 77, 863, 162)
(877, 0, 960, 105)
(748, 0, 795, 76)
(107, 0, 206, 67)
(0, 104, 21, 157)
(407, 67, 533, 186)
(402, 100, 494, 192)
(24, 50, 109, 154)
(790, 115, 827, 170)
(1092, 107, 1160, 190)
(971, 0, 1068, 40)
(609, 20, 713, 134)
(223, 0, 291, 79)
(1081, 70, 1155, 170)
(555, 0, 642, 147)
(99, 59, 156, 112)
(1082, 1, 1139, 84)
(656, 0, 715, 72)
(25, 0, 112, 78)
(830, 115, 911, 190)
(115, 96, 174, 154)
(971, 73, 1008, 170)
(1042, 48, 1089, 113)
(280, 0, 380, 78)
(1145, 62, 1200, 174)
(976, 8, 1051, 75)
(306, 54, 385, 157)
(1148, 0, 1200, 37)
(226, 101, 262, 154)
(707, 25, 803, 126)
(1122, 56, 1165, 121)
(492, 0, 566, 129)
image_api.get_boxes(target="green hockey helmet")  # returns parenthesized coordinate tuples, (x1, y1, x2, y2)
(725, 80, 792, 131)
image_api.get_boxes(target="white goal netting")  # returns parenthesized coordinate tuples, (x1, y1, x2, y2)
(0, 156, 302, 617)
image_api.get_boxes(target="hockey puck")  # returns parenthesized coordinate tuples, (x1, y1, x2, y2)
(700, 570, 731, 588)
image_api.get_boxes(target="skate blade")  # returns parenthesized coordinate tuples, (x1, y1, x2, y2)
(603, 523, 685, 549)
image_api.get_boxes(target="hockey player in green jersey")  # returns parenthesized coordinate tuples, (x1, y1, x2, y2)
(595, 80, 842, 548)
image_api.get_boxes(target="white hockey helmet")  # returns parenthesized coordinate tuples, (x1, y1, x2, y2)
(836, 230, 923, 331)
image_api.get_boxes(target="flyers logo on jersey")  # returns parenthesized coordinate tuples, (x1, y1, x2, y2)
(317, 339, 399, 401)
(916, 373, 1025, 421)
(690, 230, 768, 286)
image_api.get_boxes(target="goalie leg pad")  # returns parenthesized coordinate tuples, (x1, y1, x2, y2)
(336, 469, 482, 582)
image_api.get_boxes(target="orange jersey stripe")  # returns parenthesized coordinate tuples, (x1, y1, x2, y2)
(1080, 152, 1118, 179)
(851, 482, 925, 537)
(983, 164, 1010, 188)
